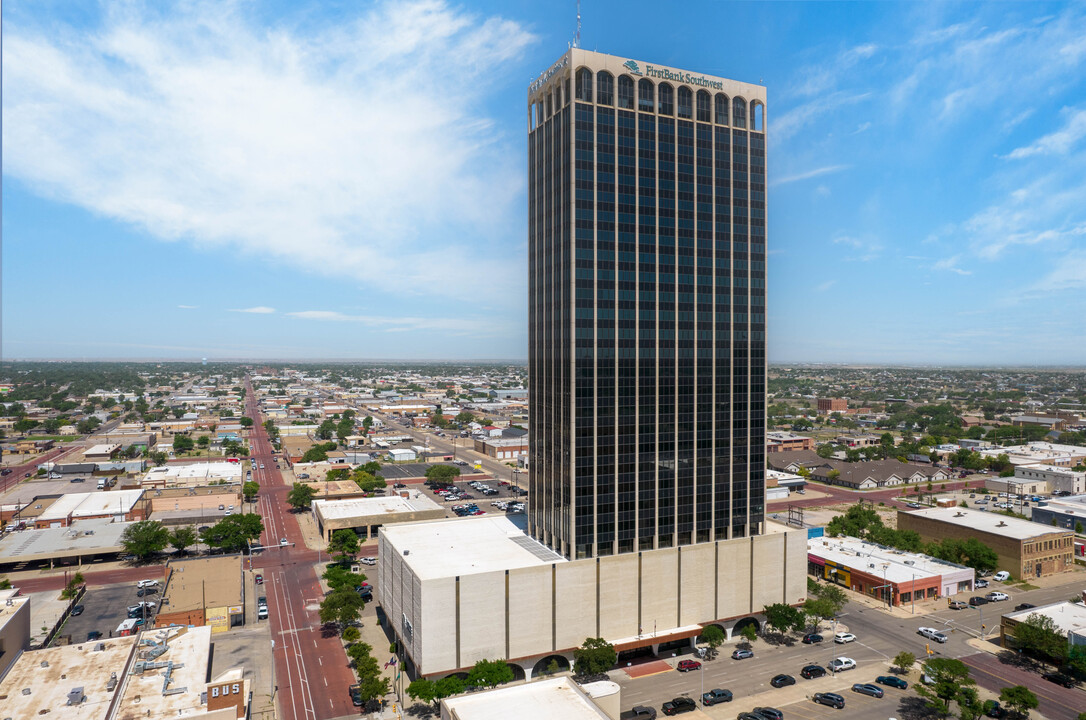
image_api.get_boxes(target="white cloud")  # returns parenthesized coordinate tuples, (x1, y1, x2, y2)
(773, 91, 871, 142)
(772, 164, 849, 186)
(814, 279, 837, 292)
(230, 306, 276, 314)
(964, 171, 1086, 259)
(177, 304, 198, 309)
(831, 234, 882, 262)
(932, 255, 972, 275)
(1004, 107, 1086, 159)
(287, 309, 502, 335)
(2, 1, 536, 303)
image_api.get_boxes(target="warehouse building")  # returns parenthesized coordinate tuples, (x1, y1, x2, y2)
(155, 555, 245, 632)
(312, 494, 444, 541)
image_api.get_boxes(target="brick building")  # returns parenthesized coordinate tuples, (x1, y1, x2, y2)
(897, 507, 1074, 579)
(818, 398, 848, 413)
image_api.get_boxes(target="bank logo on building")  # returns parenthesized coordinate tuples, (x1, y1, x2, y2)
(623, 59, 643, 76)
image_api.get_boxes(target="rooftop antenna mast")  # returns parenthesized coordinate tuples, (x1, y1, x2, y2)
(573, 0, 581, 49)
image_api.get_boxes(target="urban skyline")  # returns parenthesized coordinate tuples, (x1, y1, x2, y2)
(4, 1, 1086, 366)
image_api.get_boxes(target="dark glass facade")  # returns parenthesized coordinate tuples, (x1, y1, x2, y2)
(529, 52, 766, 560)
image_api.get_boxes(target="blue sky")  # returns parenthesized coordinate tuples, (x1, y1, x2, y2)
(3, 1, 1085, 364)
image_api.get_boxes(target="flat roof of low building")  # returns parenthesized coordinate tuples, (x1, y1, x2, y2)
(382, 515, 565, 580)
(807, 536, 968, 583)
(36, 489, 144, 523)
(142, 461, 243, 484)
(0, 633, 139, 720)
(84, 443, 120, 455)
(0, 518, 130, 563)
(441, 676, 611, 720)
(900, 506, 1069, 540)
(313, 493, 442, 521)
(162, 555, 243, 612)
(0, 588, 30, 631)
(1004, 600, 1086, 640)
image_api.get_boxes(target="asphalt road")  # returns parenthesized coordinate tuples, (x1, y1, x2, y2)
(245, 380, 359, 720)
(962, 652, 1083, 720)
(0, 445, 77, 494)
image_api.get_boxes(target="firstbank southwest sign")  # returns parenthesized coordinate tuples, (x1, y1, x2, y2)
(529, 55, 725, 93)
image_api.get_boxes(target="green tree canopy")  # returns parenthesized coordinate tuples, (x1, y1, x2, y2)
(242, 481, 260, 502)
(892, 651, 916, 674)
(916, 658, 975, 715)
(425, 464, 461, 482)
(1012, 612, 1069, 665)
(763, 602, 806, 635)
(574, 637, 617, 675)
(287, 482, 317, 510)
(322, 563, 367, 592)
(319, 587, 365, 628)
(172, 434, 195, 452)
(999, 686, 1038, 718)
(328, 529, 361, 559)
(121, 520, 170, 561)
(200, 513, 264, 553)
(169, 526, 197, 554)
(700, 624, 725, 649)
(467, 658, 514, 688)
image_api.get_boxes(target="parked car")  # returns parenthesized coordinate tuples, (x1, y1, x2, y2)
(700, 688, 732, 705)
(812, 692, 845, 709)
(280, 537, 289, 546)
(254, 574, 263, 585)
(986, 591, 1009, 602)
(993, 571, 1010, 581)
(851, 683, 884, 698)
(627, 707, 656, 720)
(349, 684, 362, 706)
(731, 648, 754, 660)
(360, 557, 377, 566)
(676, 659, 701, 672)
(918, 627, 948, 643)
(801, 664, 827, 679)
(906, 502, 923, 509)
(752, 709, 783, 720)
(1014, 603, 1035, 611)
(1042, 671, 1075, 688)
(802, 633, 823, 644)
(948, 599, 968, 609)
(86, 630, 102, 641)
(71, 605, 84, 616)
(876, 675, 908, 689)
(770, 674, 795, 688)
(969, 596, 989, 606)
(0, 468, 11, 475)
(834, 632, 856, 644)
(984, 700, 1008, 718)
(136, 579, 160, 589)
(975, 579, 989, 588)
(828, 657, 856, 672)
(661, 697, 696, 716)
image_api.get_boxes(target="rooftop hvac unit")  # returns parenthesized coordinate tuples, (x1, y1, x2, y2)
(66, 687, 86, 706)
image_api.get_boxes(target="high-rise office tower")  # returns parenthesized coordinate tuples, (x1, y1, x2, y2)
(528, 50, 767, 560)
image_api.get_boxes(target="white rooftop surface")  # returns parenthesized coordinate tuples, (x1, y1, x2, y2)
(442, 676, 610, 720)
(0, 634, 139, 720)
(114, 626, 221, 720)
(143, 461, 244, 482)
(0, 589, 30, 631)
(37, 489, 144, 522)
(313, 493, 442, 520)
(383, 515, 565, 580)
(807, 536, 964, 583)
(980, 442, 1086, 462)
(1037, 495, 1086, 512)
(0, 518, 131, 559)
(902, 506, 1065, 540)
(84, 443, 120, 455)
(1005, 600, 1086, 639)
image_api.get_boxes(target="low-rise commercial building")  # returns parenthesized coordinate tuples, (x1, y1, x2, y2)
(0, 518, 132, 569)
(978, 442, 1086, 469)
(807, 536, 974, 606)
(1016, 465, 1086, 495)
(84, 444, 121, 462)
(473, 436, 529, 460)
(145, 486, 243, 526)
(440, 676, 614, 720)
(0, 588, 32, 680)
(32, 489, 147, 529)
(379, 515, 806, 679)
(312, 494, 444, 541)
(1029, 495, 1086, 536)
(141, 461, 244, 488)
(765, 469, 805, 500)
(155, 555, 245, 632)
(1001, 596, 1086, 648)
(898, 507, 1074, 579)
(766, 431, 814, 453)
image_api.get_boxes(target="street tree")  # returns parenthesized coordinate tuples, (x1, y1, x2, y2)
(200, 514, 264, 553)
(121, 520, 170, 561)
(739, 623, 758, 643)
(287, 483, 316, 510)
(320, 587, 365, 628)
(999, 686, 1038, 718)
(467, 658, 514, 688)
(328, 529, 360, 559)
(323, 563, 367, 592)
(173, 434, 195, 453)
(407, 679, 438, 704)
(892, 651, 916, 674)
(239, 416, 254, 427)
(956, 687, 985, 720)
(915, 658, 974, 715)
(169, 526, 197, 554)
(700, 624, 725, 651)
(425, 465, 460, 483)
(763, 602, 805, 635)
(1012, 612, 1069, 665)
(574, 637, 617, 675)
(243, 481, 260, 503)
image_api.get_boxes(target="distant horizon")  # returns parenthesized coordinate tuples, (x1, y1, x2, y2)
(1, 356, 1084, 371)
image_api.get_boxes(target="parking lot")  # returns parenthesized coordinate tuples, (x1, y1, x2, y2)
(57, 582, 157, 644)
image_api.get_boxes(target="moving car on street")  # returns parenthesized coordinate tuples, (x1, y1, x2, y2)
(676, 659, 701, 672)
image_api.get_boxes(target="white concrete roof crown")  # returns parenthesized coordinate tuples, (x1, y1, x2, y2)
(902, 506, 1067, 540)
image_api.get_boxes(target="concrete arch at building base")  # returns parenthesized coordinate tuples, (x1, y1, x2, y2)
(529, 654, 572, 679)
